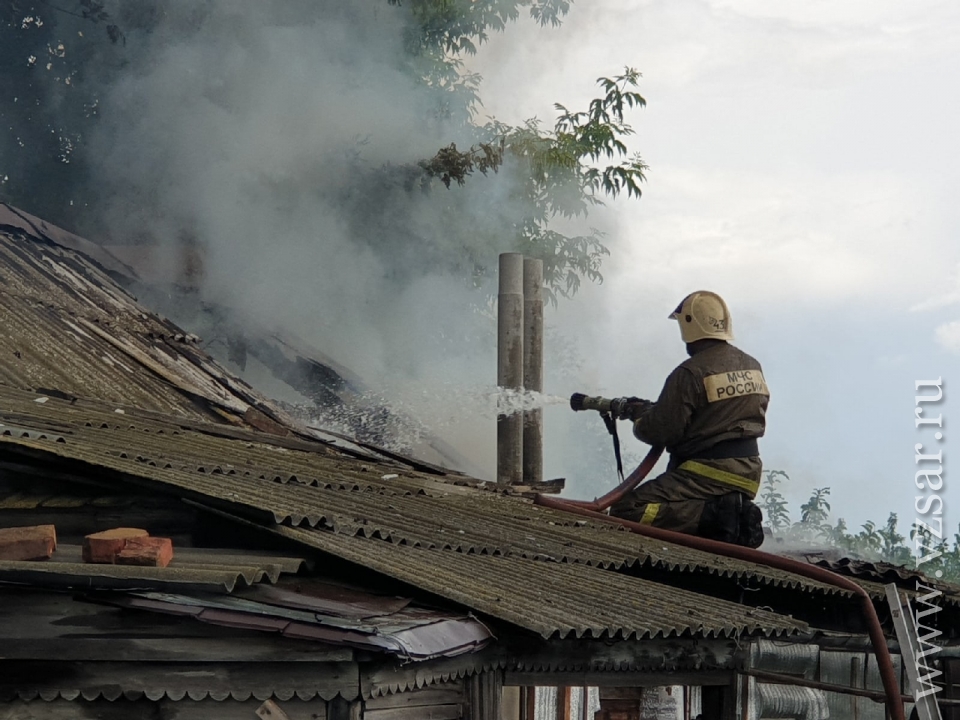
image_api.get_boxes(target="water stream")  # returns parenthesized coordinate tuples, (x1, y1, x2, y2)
(291, 384, 570, 454)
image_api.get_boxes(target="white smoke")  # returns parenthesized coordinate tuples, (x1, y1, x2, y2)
(77, 1, 634, 488)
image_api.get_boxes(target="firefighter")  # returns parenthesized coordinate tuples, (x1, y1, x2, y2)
(610, 291, 768, 547)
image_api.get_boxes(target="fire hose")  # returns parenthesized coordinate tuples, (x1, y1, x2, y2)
(541, 393, 905, 720)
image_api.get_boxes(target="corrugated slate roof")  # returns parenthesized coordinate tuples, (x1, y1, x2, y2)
(278, 526, 806, 640)
(0, 388, 822, 639)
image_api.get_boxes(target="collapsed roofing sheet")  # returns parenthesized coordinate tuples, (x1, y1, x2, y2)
(815, 557, 960, 595)
(776, 549, 960, 603)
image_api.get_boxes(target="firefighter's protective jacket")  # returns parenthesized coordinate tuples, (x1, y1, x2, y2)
(633, 341, 769, 463)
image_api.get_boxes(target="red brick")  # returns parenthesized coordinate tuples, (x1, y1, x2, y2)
(116, 536, 173, 567)
(0, 524, 57, 561)
(82, 527, 148, 564)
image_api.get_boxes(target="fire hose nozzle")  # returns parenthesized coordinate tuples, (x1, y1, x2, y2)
(569, 393, 616, 413)
(570, 393, 650, 420)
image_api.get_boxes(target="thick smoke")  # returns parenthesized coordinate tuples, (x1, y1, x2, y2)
(73, 1, 631, 487)
(89, 3, 477, 373)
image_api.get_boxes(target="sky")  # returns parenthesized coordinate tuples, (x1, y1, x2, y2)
(464, 0, 958, 533)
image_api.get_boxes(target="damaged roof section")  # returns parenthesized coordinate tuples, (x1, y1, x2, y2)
(0, 208, 402, 464)
(0, 212, 241, 419)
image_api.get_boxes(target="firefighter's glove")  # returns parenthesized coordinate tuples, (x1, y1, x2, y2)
(610, 397, 653, 421)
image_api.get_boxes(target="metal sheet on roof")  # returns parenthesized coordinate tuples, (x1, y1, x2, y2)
(101, 588, 492, 661)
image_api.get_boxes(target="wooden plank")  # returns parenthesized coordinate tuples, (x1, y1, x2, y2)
(599, 688, 643, 700)
(558, 686, 572, 720)
(365, 684, 465, 710)
(366, 704, 462, 720)
(468, 671, 502, 720)
(523, 687, 537, 720)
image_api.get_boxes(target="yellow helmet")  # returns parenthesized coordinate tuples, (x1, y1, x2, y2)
(669, 291, 734, 344)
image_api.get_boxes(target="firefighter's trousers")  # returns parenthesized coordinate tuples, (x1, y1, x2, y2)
(609, 456, 762, 534)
